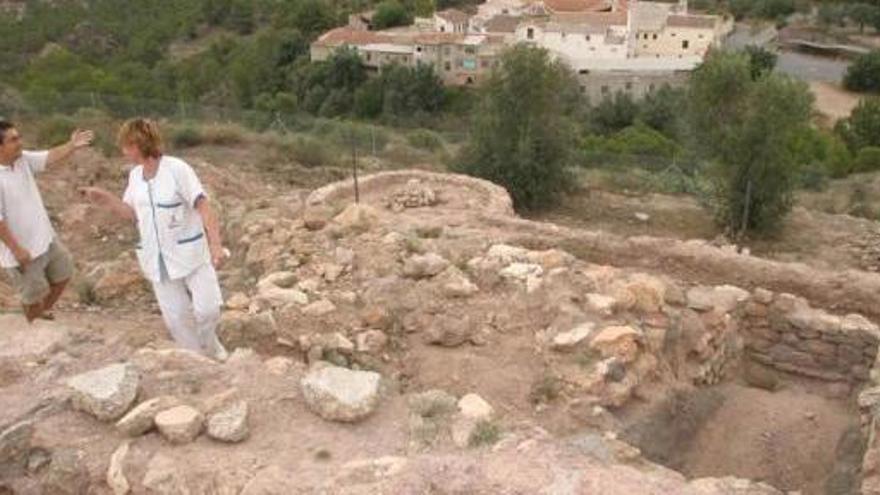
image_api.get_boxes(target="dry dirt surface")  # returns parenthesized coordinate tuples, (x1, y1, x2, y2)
(810, 81, 862, 125)
(3, 161, 880, 494)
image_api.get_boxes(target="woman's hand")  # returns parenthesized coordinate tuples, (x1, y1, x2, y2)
(78, 186, 108, 204)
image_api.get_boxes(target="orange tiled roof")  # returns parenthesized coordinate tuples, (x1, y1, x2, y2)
(667, 14, 717, 29)
(484, 15, 521, 33)
(436, 8, 470, 23)
(551, 11, 627, 27)
(314, 27, 393, 46)
(543, 0, 610, 13)
(410, 32, 467, 44)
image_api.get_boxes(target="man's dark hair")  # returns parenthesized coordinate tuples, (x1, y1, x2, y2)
(0, 120, 13, 145)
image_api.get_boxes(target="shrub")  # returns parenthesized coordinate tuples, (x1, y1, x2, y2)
(288, 135, 337, 168)
(406, 129, 444, 151)
(836, 97, 880, 152)
(34, 115, 76, 148)
(169, 125, 204, 148)
(854, 146, 880, 173)
(844, 51, 880, 93)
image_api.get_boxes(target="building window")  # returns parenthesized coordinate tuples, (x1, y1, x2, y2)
(671, 32, 676, 37)
(440, 26, 446, 32)
(625, 82, 632, 91)
(699, 34, 704, 39)
(649, 83, 656, 92)
(643, 44, 648, 49)
(366, 53, 372, 61)
(527, 27, 534, 39)
(585, 34, 591, 41)
(580, 85, 585, 93)
(465, 46, 475, 54)
(444, 47, 451, 55)
(682, 40, 689, 49)
(653, 33, 658, 40)
(417, 46, 422, 52)
(601, 85, 609, 94)
(444, 61, 451, 71)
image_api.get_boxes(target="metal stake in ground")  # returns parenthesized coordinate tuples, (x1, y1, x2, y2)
(351, 127, 360, 204)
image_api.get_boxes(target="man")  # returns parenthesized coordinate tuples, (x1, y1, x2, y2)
(0, 120, 93, 322)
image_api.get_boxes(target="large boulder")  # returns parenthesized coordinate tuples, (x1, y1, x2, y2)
(66, 363, 140, 421)
(301, 365, 381, 422)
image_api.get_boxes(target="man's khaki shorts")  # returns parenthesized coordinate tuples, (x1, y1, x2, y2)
(4, 240, 74, 305)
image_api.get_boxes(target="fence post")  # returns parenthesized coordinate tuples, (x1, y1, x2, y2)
(739, 178, 752, 240)
(351, 128, 360, 204)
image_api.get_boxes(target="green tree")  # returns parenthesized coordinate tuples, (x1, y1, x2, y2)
(818, 4, 846, 28)
(744, 44, 777, 80)
(455, 45, 580, 211)
(589, 91, 638, 135)
(279, 0, 336, 37)
(844, 50, 880, 93)
(836, 97, 880, 152)
(846, 3, 880, 34)
(403, 0, 435, 17)
(372, 0, 413, 30)
(639, 85, 687, 138)
(688, 51, 813, 236)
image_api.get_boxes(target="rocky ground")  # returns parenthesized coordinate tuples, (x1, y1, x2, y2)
(3, 153, 880, 494)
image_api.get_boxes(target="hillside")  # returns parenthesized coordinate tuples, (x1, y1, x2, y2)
(2, 140, 880, 493)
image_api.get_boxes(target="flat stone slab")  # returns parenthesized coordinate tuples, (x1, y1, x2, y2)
(301, 365, 381, 422)
(0, 315, 69, 361)
(66, 363, 140, 421)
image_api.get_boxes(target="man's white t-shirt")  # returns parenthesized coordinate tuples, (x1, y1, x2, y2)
(123, 156, 211, 283)
(0, 151, 55, 268)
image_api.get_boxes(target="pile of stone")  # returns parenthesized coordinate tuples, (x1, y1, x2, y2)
(385, 179, 439, 212)
(65, 362, 250, 445)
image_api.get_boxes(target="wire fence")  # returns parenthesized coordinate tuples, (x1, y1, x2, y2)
(1, 88, 723, 194)
(0, 89, 473, 152)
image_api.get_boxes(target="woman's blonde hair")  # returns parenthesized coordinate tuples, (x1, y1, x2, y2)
(118, 118, 163, 159)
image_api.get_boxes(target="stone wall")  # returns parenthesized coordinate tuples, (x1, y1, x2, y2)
(741, 291, 880, 383)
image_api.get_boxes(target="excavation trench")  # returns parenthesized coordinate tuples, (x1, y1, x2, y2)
(617, 316, 878, 495)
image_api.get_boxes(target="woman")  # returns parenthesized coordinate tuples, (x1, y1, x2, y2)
(81, 118, 228, 360)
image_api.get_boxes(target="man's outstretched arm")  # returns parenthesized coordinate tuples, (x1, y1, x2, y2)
(45, 129, 94, 168)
